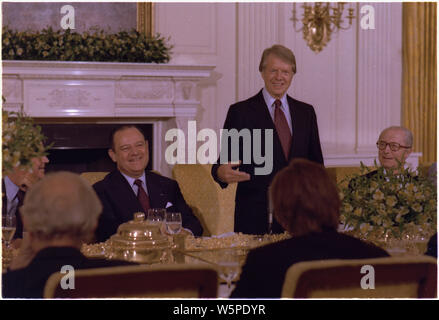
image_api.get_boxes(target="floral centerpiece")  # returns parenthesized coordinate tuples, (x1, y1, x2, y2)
(338, 162, 437, 252)
(2, 107, 50, 175)
(2, 26, 172, 63)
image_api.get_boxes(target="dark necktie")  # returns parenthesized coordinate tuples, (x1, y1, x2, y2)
(273, 99, 292, 160)
(134, 179, 150, 213)
(14, 189, 25, 238)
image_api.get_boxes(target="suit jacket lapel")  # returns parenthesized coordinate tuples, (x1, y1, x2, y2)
(252, 90, 276, 130)
(287, 95, 305, 160)
(145, 171, 167, 208)
(112, 171, 144, 219)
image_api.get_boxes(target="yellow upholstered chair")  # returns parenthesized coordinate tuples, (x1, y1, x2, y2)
(325, 167, 367, 187)
(172, 164, 236, 236)
(281, 256, 437, 298)
(80, 171, 109, 185)
(44, 264, 218, 298)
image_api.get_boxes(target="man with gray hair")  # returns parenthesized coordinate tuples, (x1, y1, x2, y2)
(2, 171, 133, 298)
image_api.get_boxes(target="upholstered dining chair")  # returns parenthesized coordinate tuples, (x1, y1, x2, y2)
(172, 164, 236, 236)
(43, 264, 219, 298)
(80, 171, 109, 185)
(281, 256, 437, 298)
(325, 167, 367, 187)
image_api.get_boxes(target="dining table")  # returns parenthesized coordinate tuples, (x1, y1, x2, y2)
(2, 229, 431, 298)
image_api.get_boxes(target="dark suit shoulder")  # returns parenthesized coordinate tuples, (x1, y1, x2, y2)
(92, 170, 122, 190)
(146, 170, 176, 184)
(287, 95, 314, 109)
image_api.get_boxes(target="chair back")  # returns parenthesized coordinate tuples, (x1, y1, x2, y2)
(172, 164, 236, 236)
(80, 172, 109, 185)
(325, 167, 369, 186)
(281, 256, 437, 298)
(44, 264, 218, 298)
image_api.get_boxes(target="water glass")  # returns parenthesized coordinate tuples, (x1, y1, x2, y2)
(165, 212, 182, 235)
(216, 249, 241, 292)
(146, 208, 166, 225)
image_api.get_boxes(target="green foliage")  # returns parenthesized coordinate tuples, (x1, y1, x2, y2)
(339, 162, 437, 239)
(2, 26, 172, 63)
(2, 110, 50, 175)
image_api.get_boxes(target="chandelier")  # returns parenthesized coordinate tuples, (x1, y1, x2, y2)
(291, 2, 355, 53)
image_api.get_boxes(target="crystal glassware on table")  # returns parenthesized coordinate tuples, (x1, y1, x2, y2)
(146, 208, 166, 233)
(2, 214, 16, 248)
(216, 248, 241, 296)
(165, 212, 182, 235)
(2, 213, 17, 269)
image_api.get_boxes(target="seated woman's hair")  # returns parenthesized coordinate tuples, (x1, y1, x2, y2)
(269, 158, 340, 237)
(20, 171, 102, 242)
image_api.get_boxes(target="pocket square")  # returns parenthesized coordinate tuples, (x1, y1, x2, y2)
(165, 202, 173, 208)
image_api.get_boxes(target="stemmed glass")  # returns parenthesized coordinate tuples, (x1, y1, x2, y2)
(2, 213, 17, 268)
(146, 208, 165, 224)
(217, 249, 241, 297)
(165, 212, 182, 235)
(146, 208, 166, 234)
(2, 214, 16, 248)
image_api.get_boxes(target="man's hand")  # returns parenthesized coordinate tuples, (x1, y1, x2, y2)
(217, 162, 251, 184)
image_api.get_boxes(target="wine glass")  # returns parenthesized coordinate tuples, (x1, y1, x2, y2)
(2, 214, 16, 248)
(146, 208, 166, 233)
(217, 249, 241, 297)
(165, 212, 182, 235)
(146, 208, 165, 224)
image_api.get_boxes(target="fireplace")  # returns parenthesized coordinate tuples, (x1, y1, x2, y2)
(38, 123, 153, 174)
(2, 60, 215, 177)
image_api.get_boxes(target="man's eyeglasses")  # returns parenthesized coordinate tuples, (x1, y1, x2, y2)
(376, 141, 411, 152)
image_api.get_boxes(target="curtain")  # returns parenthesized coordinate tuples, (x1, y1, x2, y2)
(402, 2, 437, 165)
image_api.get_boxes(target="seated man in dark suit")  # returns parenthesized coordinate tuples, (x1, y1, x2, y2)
(2, 171, 134, 299)
(93, 125, 203, 242)
(2, 154, 49, 241)
(231, 159, 389, 298)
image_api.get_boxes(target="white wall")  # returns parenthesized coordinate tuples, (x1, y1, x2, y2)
(155, 2, 411, 167)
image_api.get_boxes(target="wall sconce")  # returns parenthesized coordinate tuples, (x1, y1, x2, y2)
(291, 2, 355, 53)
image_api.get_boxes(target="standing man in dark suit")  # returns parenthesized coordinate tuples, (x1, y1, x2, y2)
(212, 45, 324, 235)
(2, 155, 49, 241)
(93, 125, 203, 242)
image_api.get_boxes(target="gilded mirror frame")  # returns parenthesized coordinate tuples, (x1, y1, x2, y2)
(137, 2, 154, 36)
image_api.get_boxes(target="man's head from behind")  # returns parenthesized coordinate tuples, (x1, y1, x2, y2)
(20, 171, 102, 244)
(377, 126, 413, 172)
(108, 125, 149, 178)
(269, 159, 340, 237)
(259, 44, 296, 99)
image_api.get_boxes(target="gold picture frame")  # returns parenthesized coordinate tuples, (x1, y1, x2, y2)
(137, 2, 154, 37)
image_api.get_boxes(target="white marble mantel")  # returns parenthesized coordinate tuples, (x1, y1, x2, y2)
(2, 60, 215, 118)
(2, 60, 215, 176)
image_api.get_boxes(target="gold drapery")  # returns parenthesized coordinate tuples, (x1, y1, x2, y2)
(402, 3, 437, 165)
